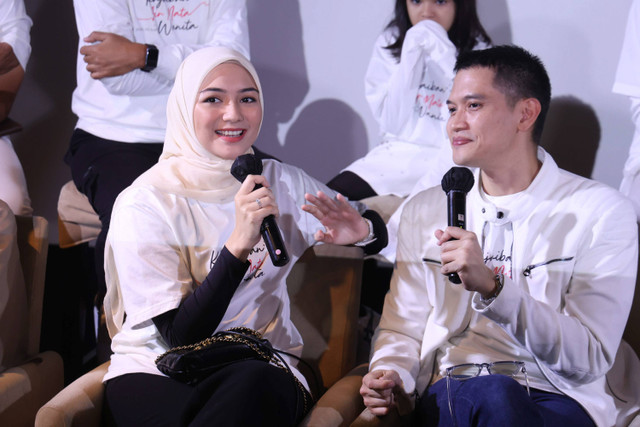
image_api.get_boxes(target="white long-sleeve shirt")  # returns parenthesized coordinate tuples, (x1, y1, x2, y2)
(344, 20, 457, 197)
(0, 0, 31, 70)
(71, 0, 249, 143)
(371, 148, 640, 426)
(613, 0, 640, 220)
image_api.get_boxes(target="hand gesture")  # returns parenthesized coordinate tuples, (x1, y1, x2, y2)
(360, 370, 410, 416)
(80, 32, 146, 79)
(302, 192, 369, 245)
(226, 175, 278, 261)
(435, 227, 496, 297)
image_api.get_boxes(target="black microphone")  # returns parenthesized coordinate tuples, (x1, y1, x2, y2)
(441, 167, 475, 284)
(230, 154, 290, 267)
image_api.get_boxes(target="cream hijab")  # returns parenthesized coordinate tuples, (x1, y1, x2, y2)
(133, 46, 263, 203)
(105, 48, 263, 337)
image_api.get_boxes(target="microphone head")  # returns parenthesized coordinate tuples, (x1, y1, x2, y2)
(441, 167, 474, 194)
(230, 154, 263, 183)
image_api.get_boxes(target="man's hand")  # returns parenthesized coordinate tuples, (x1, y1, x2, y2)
(435, 227, 496, 298)
(80, 32, 147, 79)
(360, 370, 412, 416)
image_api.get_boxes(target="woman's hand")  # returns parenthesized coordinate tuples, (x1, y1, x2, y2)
(226, 175, 278, 261)
(302, 191, 369, 245)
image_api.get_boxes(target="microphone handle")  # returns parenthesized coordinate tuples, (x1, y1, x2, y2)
(261, 215, 290, 267)
(253, 183, 290, 267)
(447, 191, 467, 284)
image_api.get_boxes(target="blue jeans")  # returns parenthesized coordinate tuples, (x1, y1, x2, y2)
(416, 374, 595, 427)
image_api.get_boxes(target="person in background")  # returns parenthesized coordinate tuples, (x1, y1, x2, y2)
(327, 0, 491, 318)
(103, 46, 387, 426)
(0, 0, 32, 216)
(328, 0, 491, 201)
(65, 0, 250, 314)
(361, 45, 640, 426)
(614, 0, 640, 222)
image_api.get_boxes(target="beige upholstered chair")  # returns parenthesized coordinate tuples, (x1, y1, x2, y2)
(57, 180, 101, 249)
(0, 210, 64, 427)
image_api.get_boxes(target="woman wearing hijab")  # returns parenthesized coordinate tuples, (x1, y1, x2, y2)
(101, 46, 386, 426)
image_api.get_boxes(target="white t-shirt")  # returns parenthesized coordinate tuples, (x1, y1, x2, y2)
(72, 0, 249, 143)
(104, 160, 362, 389)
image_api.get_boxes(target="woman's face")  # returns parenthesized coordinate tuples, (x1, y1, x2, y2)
(193, 62, 262, 160)
(406, 0, 456, 31)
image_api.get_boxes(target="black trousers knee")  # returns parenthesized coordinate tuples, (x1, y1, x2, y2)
(105, 360, 309, 427)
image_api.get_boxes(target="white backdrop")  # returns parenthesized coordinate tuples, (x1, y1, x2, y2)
(13, 0, 636, 242)
(251, 0, 634, 186)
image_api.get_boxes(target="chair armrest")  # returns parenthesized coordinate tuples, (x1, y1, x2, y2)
(0, 351, 64, 426)
(299, 364, 367, 427)
(35, 361, 110, 427)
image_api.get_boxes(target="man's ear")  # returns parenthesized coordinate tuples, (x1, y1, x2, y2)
(517, 98, 541, 133)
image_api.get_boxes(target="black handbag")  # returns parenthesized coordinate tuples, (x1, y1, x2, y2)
(155, 327, 309, 412)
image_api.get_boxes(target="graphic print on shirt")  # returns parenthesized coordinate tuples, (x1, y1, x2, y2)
(415, 80, 449, 121)
(138, 0, 208, 36)
(482, 220, 514, 279)
(414, 55, 454, 123)
(207, 240, 268, 281)
(244, 242, 268, 281)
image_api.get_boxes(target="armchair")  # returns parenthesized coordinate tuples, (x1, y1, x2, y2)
(0, 206, 64, 426)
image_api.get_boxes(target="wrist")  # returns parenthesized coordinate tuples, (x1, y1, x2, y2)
(354, 218, 376, 247)
(140, 43, 158, 72)
(480, 273, 504, 304)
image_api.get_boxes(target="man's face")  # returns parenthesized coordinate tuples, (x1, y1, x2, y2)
(446, 67, 521, 170)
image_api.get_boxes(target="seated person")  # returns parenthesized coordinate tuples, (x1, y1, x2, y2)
(328, 0, 491, 201)
(361, 45, 640, 426)
(0, 0, 32, 216)
(103, 46, 387, 426)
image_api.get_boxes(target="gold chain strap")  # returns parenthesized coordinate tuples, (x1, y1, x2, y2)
(155, 327, 309, 413)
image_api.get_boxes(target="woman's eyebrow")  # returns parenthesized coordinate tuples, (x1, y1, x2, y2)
(199, 87, 259, 94)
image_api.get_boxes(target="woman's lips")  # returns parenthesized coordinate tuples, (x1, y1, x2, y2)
(215, 129, 245, 141)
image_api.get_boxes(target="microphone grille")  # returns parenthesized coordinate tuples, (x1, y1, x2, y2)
(441, 167, 474, 194)
(230, 154, 263, 183)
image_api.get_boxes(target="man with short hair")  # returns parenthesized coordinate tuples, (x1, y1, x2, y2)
(361, 45, 640, 426)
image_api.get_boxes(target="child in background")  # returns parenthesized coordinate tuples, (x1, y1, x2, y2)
(328, 0, 491, 201)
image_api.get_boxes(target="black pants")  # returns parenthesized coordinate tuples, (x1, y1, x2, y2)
(105, 360, 309, 426)
(65, 129, 163, 303)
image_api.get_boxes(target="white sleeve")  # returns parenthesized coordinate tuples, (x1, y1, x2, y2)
(73, 0, 174, 96)
(105, 188, 191, 329)
(365, 20, 455, 136)
(0, 0, 32, 70)
(475, 191, 638, 385)
(75, 0, 249, 96)
(613, 0, 640, 97)
(369, 196, 431, 393)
